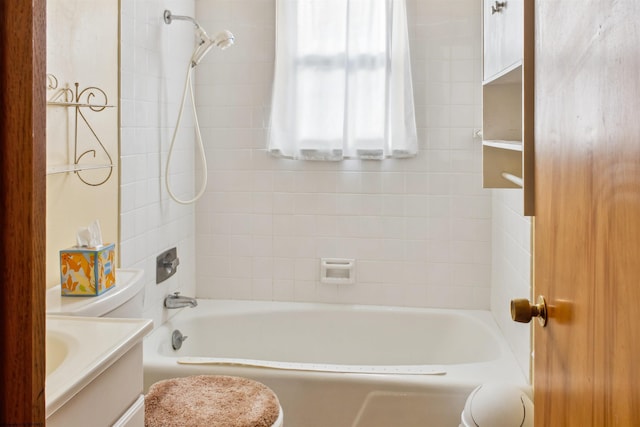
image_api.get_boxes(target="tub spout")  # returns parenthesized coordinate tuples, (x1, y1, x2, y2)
(164, 292, 198, 309)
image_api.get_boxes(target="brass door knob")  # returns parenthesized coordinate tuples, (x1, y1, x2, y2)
(510, 295, 548, 327)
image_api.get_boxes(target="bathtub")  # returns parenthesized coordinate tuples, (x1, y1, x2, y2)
(143, 299, 528, 427)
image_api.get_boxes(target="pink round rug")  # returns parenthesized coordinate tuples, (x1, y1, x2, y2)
(145, 375, 281, 427)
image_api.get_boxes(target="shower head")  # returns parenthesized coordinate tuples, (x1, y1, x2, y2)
(213, 30, 235, 50)
(190, 29, 235, 67)
(164, 10, 235, 67)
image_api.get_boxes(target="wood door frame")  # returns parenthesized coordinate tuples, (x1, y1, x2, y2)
(0, 0, 46, 424)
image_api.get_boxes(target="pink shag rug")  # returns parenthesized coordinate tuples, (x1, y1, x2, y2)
(145, 375, 280, 427)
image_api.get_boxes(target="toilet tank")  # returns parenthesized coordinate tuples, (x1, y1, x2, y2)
(46, 269, 145, 318)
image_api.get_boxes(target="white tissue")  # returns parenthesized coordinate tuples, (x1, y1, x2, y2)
(76, 220, 104, 248)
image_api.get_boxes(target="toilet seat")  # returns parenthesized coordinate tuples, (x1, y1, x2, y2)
(271, 406, 284, 427)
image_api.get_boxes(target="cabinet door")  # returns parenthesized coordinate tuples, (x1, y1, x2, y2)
(483, 0, 523, 80)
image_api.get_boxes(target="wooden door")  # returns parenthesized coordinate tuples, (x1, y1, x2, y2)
(534, 1, 640, 425)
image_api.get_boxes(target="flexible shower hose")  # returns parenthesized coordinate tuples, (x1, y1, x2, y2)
(165, 61, 208, 205)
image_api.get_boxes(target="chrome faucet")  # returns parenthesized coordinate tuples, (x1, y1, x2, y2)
(164, 292, 198, 309)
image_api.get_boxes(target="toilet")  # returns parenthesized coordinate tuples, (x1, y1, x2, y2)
(460, 382, 533, 427)
(46, 268, 146, 318)
(47, 268, 284, 427)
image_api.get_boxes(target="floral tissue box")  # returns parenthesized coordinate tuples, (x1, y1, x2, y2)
(60, 243, 116, 296)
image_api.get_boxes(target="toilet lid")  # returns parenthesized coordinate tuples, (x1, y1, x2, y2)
(462, 383, 531, 427)
(145, 375, 281, 427)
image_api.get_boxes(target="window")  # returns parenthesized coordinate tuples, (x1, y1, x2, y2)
(268, 0, 418, 160)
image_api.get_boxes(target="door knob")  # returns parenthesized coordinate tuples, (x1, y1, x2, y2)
(510, 295, 548, 327)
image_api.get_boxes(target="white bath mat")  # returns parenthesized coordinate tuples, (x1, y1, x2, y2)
(177, 357, 446, 375)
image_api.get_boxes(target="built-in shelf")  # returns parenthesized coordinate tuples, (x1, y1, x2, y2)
(482, 143, 522, 189)
(483, 140, 523, 151)
(481, 0, 534, 215)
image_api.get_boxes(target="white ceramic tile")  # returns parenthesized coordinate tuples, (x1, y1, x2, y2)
(380, 195, 405, 216)
(450, 195, 492, 219)
(426, 173, 452, 195)
(273, 279, 295, 301)
(450, 146, 478, 170)
(405, 173, 430, 195)
(251, 279, 274, 300)
(424, 262, 453, 286)
(451, 173, 485, 196)
(451, 218, 491, 241)
(423, 285, 466, 309)
(449, 128, 476, 150)
(293, 280, 317, 302)
(450, 82, 477, 105)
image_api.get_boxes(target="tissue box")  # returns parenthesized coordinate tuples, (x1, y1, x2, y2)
(60, 243, 116, 296)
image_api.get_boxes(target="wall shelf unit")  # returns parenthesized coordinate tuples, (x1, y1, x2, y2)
(46, 74, 115, 186)
(482, 0, 534, 215)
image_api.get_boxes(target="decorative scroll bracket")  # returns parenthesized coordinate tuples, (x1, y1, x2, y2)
(46, 73, 115, 186)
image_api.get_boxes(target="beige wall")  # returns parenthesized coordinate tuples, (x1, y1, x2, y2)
(45, 0, 119, 288)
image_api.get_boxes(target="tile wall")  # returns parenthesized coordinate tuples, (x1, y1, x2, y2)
(491, 188, 533, 379)
(120, 0, 197, 327)
(192, 0, 492, 309)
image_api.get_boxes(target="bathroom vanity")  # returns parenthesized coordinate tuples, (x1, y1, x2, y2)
(45, 269, 151, 426)
(46, 316, 152, 427)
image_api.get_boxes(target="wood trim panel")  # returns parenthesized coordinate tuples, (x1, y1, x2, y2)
(522, 0, 535, 215)
(0, 0, 47, 424)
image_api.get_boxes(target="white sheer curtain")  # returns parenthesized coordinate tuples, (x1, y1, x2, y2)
(268, 0, 418, 160)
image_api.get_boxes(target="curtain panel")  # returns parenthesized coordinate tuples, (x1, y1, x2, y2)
(268, 0, 418, 160)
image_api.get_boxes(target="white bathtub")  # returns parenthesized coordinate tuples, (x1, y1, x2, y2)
(143, 299, 528, 427)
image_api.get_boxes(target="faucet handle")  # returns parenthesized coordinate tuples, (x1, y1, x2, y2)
(163, 257, 180, 271)
(156, 247, 179, 284)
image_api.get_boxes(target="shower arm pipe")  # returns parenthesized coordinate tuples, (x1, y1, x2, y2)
(164, 10, 201, 28)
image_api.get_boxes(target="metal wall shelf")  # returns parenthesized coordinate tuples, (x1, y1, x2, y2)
(46, 73, 115, 186)
(46, 163, 114, 175)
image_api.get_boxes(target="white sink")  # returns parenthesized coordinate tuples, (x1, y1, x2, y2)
(45, 331, 74, 377)
(45, 315, 152, 419)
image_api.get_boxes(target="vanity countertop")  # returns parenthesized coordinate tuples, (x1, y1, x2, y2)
(46, 315, 153, 418)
